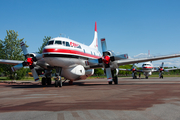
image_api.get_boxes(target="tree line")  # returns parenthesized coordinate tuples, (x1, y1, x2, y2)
(0, 30, 51, 80)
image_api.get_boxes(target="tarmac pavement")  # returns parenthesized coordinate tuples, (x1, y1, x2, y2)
(0, 77, 180, 120)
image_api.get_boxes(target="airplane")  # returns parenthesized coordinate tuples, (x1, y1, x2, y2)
(119, 62, 180, 79)
(1, 22, 180, 87)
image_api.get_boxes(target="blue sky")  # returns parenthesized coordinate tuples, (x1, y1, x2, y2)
(1, 0, 180, 67)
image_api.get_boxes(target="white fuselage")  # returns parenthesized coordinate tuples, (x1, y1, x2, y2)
(42, 37, 101, 81)
(142, 62, 153, 77)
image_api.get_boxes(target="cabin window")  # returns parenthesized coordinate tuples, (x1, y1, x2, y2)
(66, 42, 70, 47)
(55, 41, 62, 45)
(63, 41, 66, 46)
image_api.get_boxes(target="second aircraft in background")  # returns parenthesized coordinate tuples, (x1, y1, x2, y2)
(119, 62, 180, 79)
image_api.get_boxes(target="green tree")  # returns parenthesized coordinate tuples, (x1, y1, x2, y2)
(0, 30, 27, 80)
(38, 36, 51, 54)
(94, 68, 104, 76)
(119, 64, 136, 76)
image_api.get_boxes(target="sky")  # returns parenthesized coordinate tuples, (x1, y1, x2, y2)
(0, 0, 180, 67)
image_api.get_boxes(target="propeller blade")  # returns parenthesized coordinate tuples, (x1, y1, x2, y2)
(133, 64, 135, 68)
(106, 67, 112, 81)
(11, 63, 24, 72)
(31, 68, 39, 81)
(101, 38, 107, 52)
(160, 62, 164, 68)
(20, 41, 28, 57)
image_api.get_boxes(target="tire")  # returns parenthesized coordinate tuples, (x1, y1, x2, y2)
(146, 76, 148, 79)
(42, 77, 46, 85)
(47, 78, 51, 85)
(108, 81, 112, 85)
(55, 80, 58, 87)
(113, 76, 118, 84)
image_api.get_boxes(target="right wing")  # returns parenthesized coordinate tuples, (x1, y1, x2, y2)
(118, 68, 143, 72)
(116, 54, 180, 66)
(0, 59, 23, 65)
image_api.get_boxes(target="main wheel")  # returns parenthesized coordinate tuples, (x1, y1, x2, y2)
(108, 81, 112, 85)
(42, 77, 46, 85)
(113, 76, 118, 84)
(146, 76, 148, 79)
(47, 78, 51, 85)
(55, 80, 58, 87)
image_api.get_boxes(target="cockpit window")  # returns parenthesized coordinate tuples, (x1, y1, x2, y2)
(143, 64, 151, 66)
(55, 41, 62, 45)
(47, 40, 54, 45)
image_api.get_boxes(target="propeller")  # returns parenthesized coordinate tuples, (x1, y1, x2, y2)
(86, 38, 128, 83)
(101, 38, 112, 82)
(101, 38, 128, 83)
(131, 64, 137, 79)
(11, 41, 41, 81)
(159, 62, 164, 78)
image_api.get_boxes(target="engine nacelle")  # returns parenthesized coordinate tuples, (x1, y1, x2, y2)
(29, 53, 43, 61)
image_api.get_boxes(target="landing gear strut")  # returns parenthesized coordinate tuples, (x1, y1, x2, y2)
(108, 70, 118, 85)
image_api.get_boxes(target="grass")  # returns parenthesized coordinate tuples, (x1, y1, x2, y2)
(0, 74, 180, 81)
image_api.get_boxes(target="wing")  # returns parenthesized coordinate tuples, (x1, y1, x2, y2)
(119, 68, 131, 71)
(164, 68, 180, 72)
(0, 59, 23, 65)
(118, 68, 143, 72)
(116, 54, 180, 66)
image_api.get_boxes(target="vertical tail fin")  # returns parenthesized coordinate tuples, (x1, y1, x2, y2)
(89, 22, 98, 49)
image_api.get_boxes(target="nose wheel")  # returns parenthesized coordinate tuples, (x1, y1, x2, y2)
(41, 77, 52, 85)
(54, 67, 63, 87)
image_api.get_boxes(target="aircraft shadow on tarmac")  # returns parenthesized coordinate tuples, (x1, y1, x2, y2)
(6, 82, 113, 88)
(4, 81, 180, 89)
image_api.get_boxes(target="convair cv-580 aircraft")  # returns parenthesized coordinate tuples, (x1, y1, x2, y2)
(1, 22, 180, 87)
(119, 62, 180, 79)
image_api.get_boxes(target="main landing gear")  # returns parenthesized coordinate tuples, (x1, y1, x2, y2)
(159, 74, 163, 79)
(132, 72, 137, 79)
(108, 70, 118, 85)
(41, 77, 52, 85)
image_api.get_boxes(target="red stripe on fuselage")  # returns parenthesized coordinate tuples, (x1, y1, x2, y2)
(43, 49, 101, 59)
(143, 67, 153, 69)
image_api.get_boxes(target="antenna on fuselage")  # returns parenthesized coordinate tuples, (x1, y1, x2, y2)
(60, 33, 66, 38)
